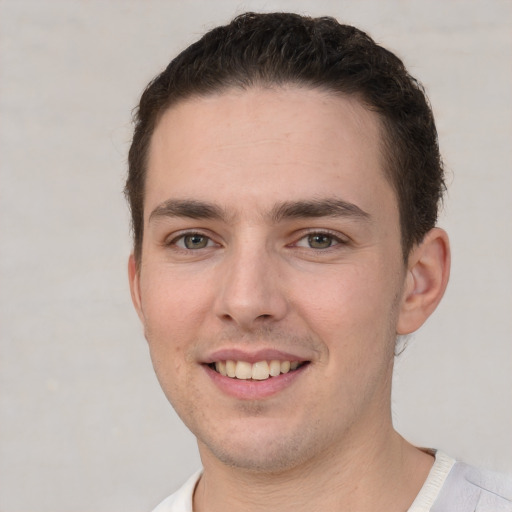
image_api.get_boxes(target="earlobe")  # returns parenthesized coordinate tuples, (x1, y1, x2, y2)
(397, 228, 451, 335)
(128, 254, 145, 323)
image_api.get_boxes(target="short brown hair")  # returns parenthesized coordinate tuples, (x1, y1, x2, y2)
(126, 12, 445, 263)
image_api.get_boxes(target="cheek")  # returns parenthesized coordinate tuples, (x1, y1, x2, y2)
(299, 262, 399, 396)
(141, 269, 208, 333)
(295, 262, 399, 328)
(291, 259, 403, 386)
(138, 271, 209, 381)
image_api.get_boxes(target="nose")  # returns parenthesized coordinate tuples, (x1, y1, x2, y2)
(213, 239, 289, 331)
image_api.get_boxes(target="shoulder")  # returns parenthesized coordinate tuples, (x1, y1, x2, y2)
(151, 470, 202, 512)
(432, 458, 512, 512)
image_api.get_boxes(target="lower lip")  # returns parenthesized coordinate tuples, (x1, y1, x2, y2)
(204, 364, 308, 400)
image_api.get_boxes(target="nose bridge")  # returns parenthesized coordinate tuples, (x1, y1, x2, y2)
(214, 230, 287, 328)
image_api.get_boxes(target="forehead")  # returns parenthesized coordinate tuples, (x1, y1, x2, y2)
(145, 86, 396, 220)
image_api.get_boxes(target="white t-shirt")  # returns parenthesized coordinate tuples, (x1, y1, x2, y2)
(152, 451, 512, 512)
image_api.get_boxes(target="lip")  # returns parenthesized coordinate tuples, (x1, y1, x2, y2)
(204, 348, 308, 365)
(204, 362, 308, 400)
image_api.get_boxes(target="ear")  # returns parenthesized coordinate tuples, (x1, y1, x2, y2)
(128, 254, 145, 324)
(397, 228, 450, 335)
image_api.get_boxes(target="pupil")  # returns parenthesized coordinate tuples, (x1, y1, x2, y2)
(309, 234, 331, 248)
(185, 235, 206, 249)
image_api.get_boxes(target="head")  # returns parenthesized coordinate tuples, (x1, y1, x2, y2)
(125, 13, 450, 474)
(126, 12, 445, 266)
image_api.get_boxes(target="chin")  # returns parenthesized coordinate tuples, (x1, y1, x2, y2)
(197, 418, 330, 474)
(209, 440, 306, 473)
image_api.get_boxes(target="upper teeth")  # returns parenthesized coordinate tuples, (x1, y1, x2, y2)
(215, 360, 301, 380)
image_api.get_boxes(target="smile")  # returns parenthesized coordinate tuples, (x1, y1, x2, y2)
(210, 360, 306, 380)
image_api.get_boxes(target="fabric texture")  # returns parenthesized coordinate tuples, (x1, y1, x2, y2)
(152, 470, 201, 512)
(430, 458, 512, 511)
(151, 452, 512, 512)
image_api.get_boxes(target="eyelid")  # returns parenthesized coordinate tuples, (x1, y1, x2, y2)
(162, 228, 349, 250)
(292, 229, 350, 248)
(164, 229, 220, 249)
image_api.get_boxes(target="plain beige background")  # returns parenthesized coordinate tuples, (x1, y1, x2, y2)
(0, 1, 511, 511)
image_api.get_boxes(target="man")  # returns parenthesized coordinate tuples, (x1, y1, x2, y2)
(125, 12, 511, 512)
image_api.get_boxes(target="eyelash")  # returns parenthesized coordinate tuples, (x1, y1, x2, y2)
(165, 229, 348, 252)
(166, 231, 218, 251)
(292, 230, 348, 250)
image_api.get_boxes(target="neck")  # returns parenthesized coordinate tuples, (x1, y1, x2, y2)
(193, 424, 433, 512)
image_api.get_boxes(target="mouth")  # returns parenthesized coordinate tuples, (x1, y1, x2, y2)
(207, 360, 308, 381)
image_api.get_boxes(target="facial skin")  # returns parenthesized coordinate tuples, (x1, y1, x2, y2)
(129, 87, 449, 506)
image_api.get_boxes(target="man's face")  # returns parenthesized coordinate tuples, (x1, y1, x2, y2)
(130, 87, 408, 472)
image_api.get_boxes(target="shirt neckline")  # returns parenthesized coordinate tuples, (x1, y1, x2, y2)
(407, 450, 456, 512)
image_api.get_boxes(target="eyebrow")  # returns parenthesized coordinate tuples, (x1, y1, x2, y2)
(269, 198, 370, 223)
(148, 197, 370, 224)
(149, 199, 227, 223)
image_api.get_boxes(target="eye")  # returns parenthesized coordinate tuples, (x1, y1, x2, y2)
(174, 233, 215, 250)
(295, 232, 342, 249)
